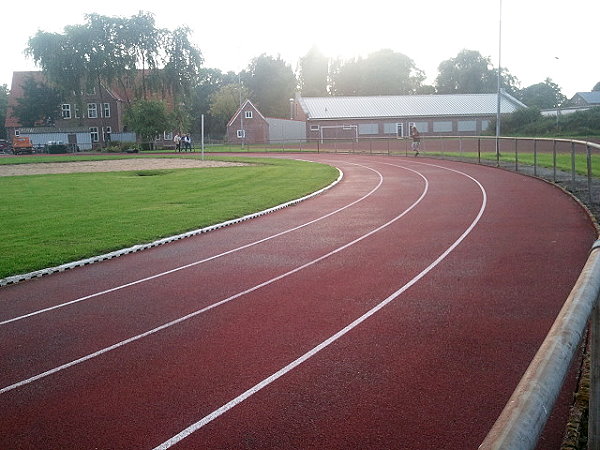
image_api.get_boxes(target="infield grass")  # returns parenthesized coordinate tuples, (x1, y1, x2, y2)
(0, 157, 338, 279)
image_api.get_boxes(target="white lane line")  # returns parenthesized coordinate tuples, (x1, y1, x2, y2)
(0, 163, 378, 326)
(0, 164, 426, 395)
(153, 162, 487, 449)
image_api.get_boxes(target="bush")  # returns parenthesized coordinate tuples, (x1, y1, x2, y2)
(47, 144, 68, 154)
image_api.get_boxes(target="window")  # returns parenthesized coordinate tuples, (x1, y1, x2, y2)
(358, 123, 378, 135)
(412, 122, 429, 133)
(433, 121, 453, 133)
(90, 127, 99, 142)
(237, 130, 246, 138)
(245, 110, 253, 119)
(310, 125, 320, 131)
(88, 103, 98, 119)
(103, 127, 112, 142)
(61, 104, 71, 119)
(74, 104, 80, 119)
(481, 120, 490, 131)
(458, 120, 477, 132)
(384, 123, 397, 134)
(103, 103, 111, 118)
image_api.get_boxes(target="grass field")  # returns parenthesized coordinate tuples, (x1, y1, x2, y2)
(0, 156, 338, 279)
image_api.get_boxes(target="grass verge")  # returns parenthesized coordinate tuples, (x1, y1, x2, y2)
(0, 157, 338, 279)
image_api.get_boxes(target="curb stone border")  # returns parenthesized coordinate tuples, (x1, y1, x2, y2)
(0, 167, 343, 287)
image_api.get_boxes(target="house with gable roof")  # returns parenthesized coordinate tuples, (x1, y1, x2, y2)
(226, 99, 306, 145)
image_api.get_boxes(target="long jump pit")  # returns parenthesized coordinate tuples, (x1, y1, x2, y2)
(0, 158, 246, 176)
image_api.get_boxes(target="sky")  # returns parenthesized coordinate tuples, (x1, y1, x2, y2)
(1, 0, 598, 98)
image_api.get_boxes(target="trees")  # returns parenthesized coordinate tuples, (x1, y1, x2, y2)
(329, 49, 424, 96)
(124, 99, 173, 149)
(593, 82, 600, 92)
(209, 83, 251, 136)
(241, 54, 297, 118)
(26, 12, 202, 128)
(298, 47, 329, 97)
(519, 78, 566, 109)
(436, 49, 496, 94)
(0, 84, 8, 139)
(12, 76, 62, 127)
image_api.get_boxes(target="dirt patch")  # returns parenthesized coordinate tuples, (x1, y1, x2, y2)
(0, 158, 247, 177)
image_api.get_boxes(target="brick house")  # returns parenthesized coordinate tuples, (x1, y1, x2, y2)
(227, 99, 305, 145)
(5, 71, 174, 150)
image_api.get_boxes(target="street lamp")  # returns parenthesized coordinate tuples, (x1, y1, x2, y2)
(496, 0, 503, 164)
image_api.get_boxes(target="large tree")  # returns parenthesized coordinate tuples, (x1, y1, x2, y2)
(436, 49, 518, 95)
(329, 49, 424, 96)
(298, 46, 329, 97)
(26, 12, 202, 110)
(241, 54, 297, 118)
(0, 84, 8, 139)
(12, 76, 62, 127)
(593, 81, 600, 92)
(124, 99, 173, 149)
(519, 78, 566, 109)
(209, 83, 251, 135)
(189, 68, 238, 137)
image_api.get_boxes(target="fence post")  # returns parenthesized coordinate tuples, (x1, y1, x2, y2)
(478, 138, 481, 164)
(591, 302, 600, 449)
(533, 139, 537, 177)
(587, 144, 593, 205)
(553, 140, 557, 183)
(515, 138, 519, 172)
(572, 141, 576, 192)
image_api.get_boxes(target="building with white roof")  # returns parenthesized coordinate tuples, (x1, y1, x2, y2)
(293, 92, 526, 141)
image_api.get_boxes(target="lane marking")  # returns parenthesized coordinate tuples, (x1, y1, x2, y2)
(0, 164, 426, 395)
(153, 162, 487, 449)
(1, 163, 380, 326)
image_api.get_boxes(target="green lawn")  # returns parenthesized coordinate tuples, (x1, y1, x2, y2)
(0, 157, 338, 279)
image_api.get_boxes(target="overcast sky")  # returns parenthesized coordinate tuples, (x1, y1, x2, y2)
(2, 0, 598, 98)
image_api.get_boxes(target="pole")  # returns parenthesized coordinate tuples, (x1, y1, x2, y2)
(496, 0, 503, 161)
(201, 114, 205, 161)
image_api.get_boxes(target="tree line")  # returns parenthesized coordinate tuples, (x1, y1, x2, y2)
(2, 11, 600, 141)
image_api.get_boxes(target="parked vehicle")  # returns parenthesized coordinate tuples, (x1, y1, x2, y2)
(12, 136, 34, 155)
(0, 139, 11, 154)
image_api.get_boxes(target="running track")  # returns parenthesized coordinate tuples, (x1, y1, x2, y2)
(0, 155, 596, 449)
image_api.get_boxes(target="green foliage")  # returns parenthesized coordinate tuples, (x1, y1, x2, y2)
(299, 46, 329, 96)
(519, 78, 566, 108)
(0, 158, 338, 278)
(26, 12, 202, 110)
(209, 83, 251, 131)
(241, 54, 297, 118)
(330, 49, 424, 96)
(12, 76, 62, 127)
(0, 84, 8, 139)
(47, 144, 68, 154)
(489, 107, 600, 137)
(435, 49, 519, 95)
(124, 99, 173, 145)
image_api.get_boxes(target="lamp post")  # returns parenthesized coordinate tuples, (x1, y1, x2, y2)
(496, 0, 503, 164)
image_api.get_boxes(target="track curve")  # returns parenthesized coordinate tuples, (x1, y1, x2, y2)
(0, 154, 596, 449)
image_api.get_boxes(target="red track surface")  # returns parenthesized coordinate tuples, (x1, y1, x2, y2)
(0, 155, 596, 449)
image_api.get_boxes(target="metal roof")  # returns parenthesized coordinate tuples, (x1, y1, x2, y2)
(299, 93, 526, 120)
(574, 91, 600, 104)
